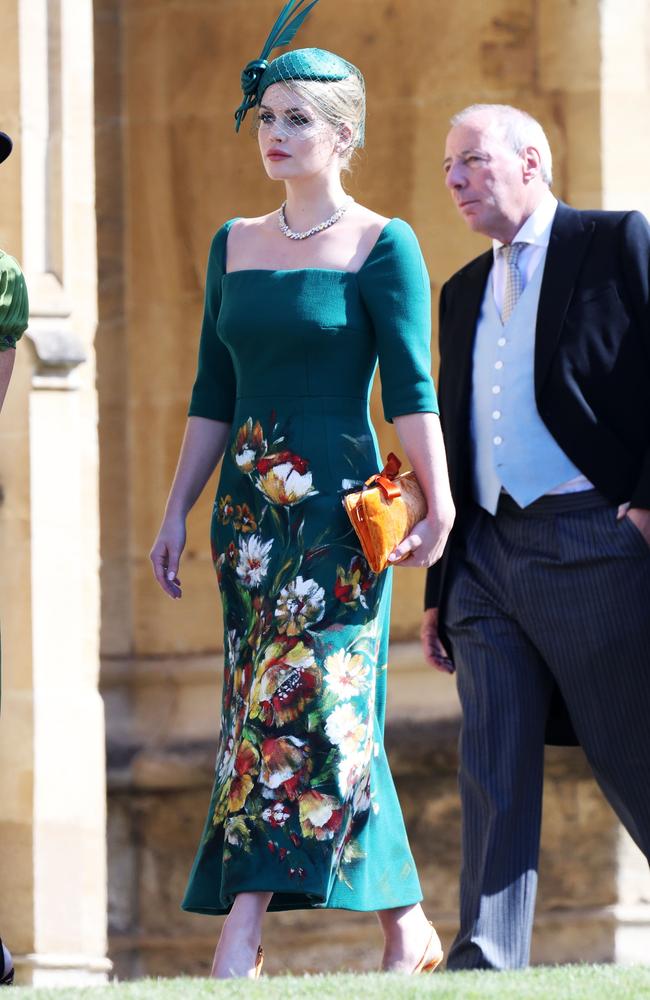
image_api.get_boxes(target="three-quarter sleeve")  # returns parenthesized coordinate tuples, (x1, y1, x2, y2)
(357, 218, 438, 422)
(0, 252, 29, 351)
(188, 222, 237, 422)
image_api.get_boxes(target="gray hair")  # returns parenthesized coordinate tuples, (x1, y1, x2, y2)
(451, 104, 553, 185)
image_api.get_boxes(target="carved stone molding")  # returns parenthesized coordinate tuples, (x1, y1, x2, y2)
(24, 272, 87, 388)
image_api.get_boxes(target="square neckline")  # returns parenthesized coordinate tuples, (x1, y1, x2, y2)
(222, 217, 399, 278)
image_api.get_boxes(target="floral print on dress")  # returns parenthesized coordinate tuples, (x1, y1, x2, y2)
(275, 577, 325, 635)
(233, 418, 267, 473)
(334, 556, 374, 610)
(208, 414, 379, 883)
(217, 495, 234, 525)
(233, 503, 257, 533)
(236, 535, 273, 588)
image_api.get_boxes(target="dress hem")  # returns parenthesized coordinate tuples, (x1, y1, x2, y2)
(181, 892, 423, 916)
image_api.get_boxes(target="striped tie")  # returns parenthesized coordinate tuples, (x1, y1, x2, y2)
(500, 242, 525, 324)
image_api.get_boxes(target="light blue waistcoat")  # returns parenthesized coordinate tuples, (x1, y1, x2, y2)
(471, 257, 582, 514)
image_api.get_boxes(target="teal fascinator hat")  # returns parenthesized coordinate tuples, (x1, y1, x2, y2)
(234, 1, 365, 145)
(258, 48, 362, 105)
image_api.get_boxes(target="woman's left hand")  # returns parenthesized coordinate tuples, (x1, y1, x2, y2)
(388, 512, 454, 569)
(390, 412, 455, 568)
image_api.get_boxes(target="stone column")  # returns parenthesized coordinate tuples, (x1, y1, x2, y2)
(600, 0, 650, 214)
(0, 0, 109, 985)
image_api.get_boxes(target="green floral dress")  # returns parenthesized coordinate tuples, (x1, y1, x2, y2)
(182, 218, 438, 914)
(0, 250, 29, 710)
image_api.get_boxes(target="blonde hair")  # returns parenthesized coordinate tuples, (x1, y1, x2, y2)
(290, 76, 366, 168)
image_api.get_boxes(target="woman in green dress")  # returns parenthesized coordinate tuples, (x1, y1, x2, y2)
(0, 127, 29, 988)
(150, 3, 454, 980)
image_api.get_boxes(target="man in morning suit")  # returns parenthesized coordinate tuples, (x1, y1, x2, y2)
(421, 103, 650, 970)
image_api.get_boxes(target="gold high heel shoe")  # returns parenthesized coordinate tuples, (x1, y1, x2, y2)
(254, 945, 264, 979)
(411, 922, 443, 975)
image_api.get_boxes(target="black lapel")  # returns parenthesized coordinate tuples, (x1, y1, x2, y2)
(441, 250, 492, 500)
(444, 250, 493, 431)
(535, 202, 595, 393)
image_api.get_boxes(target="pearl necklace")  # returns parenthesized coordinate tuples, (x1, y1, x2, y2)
(278, 197, 353, 240)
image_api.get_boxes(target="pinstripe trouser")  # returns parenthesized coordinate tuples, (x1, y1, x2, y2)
(444, 491, 650, 970)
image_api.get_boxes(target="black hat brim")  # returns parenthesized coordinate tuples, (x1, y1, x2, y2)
(0, 132, 13, 164)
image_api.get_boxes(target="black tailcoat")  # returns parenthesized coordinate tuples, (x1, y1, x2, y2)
(425, 202, 650, 745)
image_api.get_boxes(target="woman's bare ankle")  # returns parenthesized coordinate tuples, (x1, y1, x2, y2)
(211, 927, 261, 979)
(377, 904, 436, 972)
(210, 891, 271, 979)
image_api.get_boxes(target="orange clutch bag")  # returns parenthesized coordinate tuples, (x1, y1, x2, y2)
(342, 453, 427, 574)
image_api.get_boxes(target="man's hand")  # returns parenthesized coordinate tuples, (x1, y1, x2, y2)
(420, 607, 455, 674)
(617, 503, 650, 548)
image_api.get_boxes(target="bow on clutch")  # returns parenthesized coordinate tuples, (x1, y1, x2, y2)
(342, 453, 427, 573)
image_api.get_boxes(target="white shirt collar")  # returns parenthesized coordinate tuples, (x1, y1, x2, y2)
(492, 189, 558, 257)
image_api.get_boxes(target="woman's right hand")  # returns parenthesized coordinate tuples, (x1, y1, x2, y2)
(150, 516, 186, 599)
(149, 416, 230, 599)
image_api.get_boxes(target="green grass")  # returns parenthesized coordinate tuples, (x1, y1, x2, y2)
(10, 965, 650, 1000)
